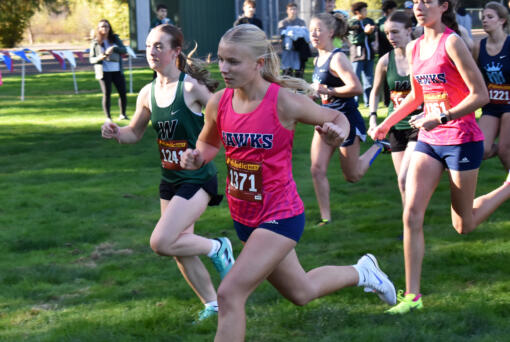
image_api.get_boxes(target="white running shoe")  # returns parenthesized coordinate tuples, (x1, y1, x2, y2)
(355, 253, 397, 305)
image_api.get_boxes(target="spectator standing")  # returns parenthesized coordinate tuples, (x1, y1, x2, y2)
(325, 0, 336, 13)
(377, 1, 397, 58)
(404, 1, 418, 28)
(151, 4, 173, 29)
(234, 0, 263, 30)
(456, 6, 472, 38)
(348, 1, 376, 107)
(278, 2, 310, 78)
(89, 19, 128, 120)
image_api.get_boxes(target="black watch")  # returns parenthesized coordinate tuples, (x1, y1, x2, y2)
(439, 113, 449, 124)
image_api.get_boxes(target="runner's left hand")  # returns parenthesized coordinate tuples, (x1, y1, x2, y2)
(316, 122, 346, 147)
(180, 148, 204, 170)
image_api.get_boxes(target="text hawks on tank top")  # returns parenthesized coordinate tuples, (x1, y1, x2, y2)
(312, 48, 359, 115)
(150, 72, 216, 184)
(411, 28, 484, 145)
(478, 36, 510, 114)
(386, 50, 422, 130)
(217, 83, 304, 227)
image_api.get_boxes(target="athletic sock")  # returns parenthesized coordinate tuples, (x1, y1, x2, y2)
(352, 263, 366, 287)
(369, 146, 382, 166)
(205, 300, 218, 311)
(404, 292, 422, 301)
(207, 239, 221, 257)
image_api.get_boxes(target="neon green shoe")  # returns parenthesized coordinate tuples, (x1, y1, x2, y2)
(385, 290, 423, 314)
(315, 219, 330, 227)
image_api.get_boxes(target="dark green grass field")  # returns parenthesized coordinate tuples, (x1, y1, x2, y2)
(1, 66, 509, 341)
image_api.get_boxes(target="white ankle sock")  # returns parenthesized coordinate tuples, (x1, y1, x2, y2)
(353, 264, 366, 287)
(207, 239, 221, 257)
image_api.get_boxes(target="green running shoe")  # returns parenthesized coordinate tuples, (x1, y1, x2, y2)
(210, 237, 235, 279)
(385, 290, 423, 314)
(195, 305, 218, 323)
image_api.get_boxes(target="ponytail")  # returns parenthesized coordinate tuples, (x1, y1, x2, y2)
(156, 24, 219, 92)
(312, 12, 348, 39)
(439, 0, 461, 35)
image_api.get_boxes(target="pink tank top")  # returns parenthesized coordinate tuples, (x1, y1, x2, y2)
(412, 27, 484, 145)
(217, 83, 304, 227)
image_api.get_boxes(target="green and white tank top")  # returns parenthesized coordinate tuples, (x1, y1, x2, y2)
(386, 50, 421, 130)
(150, 72, 216, 184)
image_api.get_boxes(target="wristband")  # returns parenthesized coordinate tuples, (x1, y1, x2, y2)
(369, 112, 377, 117)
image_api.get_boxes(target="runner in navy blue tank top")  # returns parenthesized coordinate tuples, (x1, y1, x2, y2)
(473, 2, 510, 170)
(309, 12, 389, 226)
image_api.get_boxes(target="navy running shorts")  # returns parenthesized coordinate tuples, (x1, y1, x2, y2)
(414, 140, 483, 171)
(233, 213, 306, 243)
(159, 175, 223, 206)
(481, 110, 510, 119)
(482, 99, 510, 118)
(341, 109, 367, 147)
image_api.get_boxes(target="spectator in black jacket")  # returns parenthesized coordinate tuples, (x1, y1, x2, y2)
(348, 1, 376, 107)
(234, 0, 263, 30)
(278, 2, 310, 78)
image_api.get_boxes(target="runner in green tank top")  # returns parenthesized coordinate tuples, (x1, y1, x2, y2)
(150, 72, 217, 184)
(101, 24, 235, 322)
(368, 11, 420, 205)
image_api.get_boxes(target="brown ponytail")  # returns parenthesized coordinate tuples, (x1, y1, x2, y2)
(156, 24, 219, 92)
(312, 12, 348, 39)
(439, 0, 461, 35)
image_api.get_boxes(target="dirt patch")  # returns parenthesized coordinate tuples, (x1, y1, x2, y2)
(90, 242, 133, 260)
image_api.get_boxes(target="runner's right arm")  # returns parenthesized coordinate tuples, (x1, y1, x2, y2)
(101, 84, 151, 144)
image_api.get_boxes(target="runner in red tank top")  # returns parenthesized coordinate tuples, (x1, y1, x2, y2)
(370, 0, 510, 315)
(181, 24, 397, 341)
